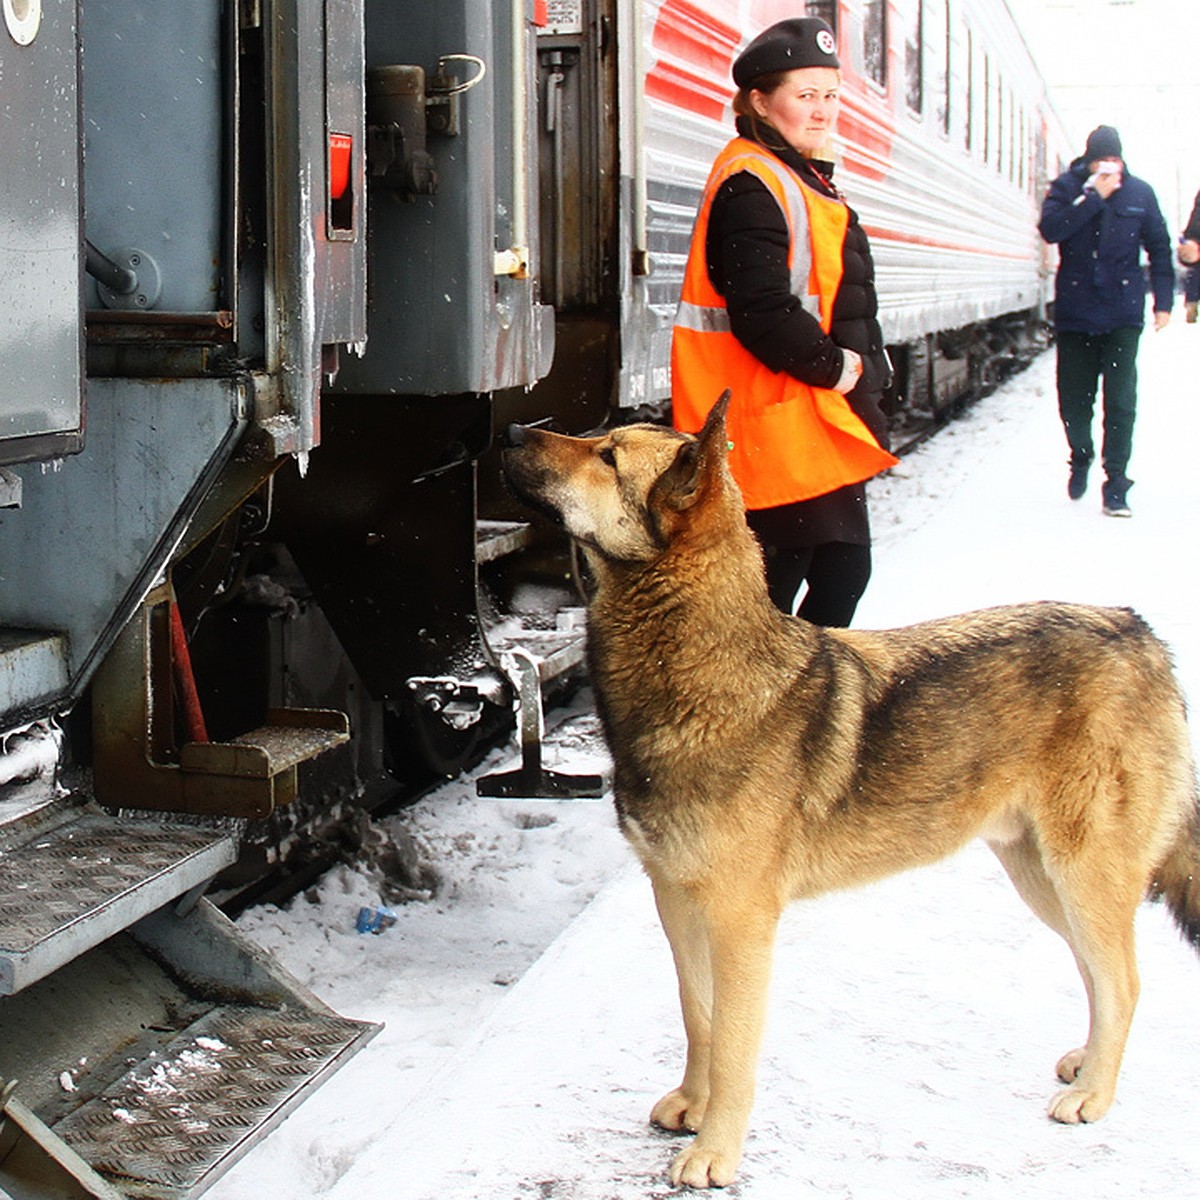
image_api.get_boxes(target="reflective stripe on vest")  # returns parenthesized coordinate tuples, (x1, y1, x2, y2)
(675, 146, 821, 334)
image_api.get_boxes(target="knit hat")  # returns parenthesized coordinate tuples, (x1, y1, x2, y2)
(1084, 125, 1122, 161)
(732, 17, 840, 89)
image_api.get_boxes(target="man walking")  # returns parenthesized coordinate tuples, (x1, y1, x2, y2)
(1038, 125, 1174, 517)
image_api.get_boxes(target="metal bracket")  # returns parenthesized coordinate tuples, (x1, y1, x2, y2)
(476, 648, 605, 800)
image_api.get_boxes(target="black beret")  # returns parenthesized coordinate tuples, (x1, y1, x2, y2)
(732, 17, 840, 89)
(1084, 125, 1122, 161)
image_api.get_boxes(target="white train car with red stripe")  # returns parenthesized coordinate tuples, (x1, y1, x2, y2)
(608, 0, 1070, 422)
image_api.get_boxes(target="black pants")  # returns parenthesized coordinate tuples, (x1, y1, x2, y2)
(759, 541, 872, 627)
(1055, 328, 1141, 483)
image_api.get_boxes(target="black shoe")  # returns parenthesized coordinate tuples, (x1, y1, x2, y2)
(1102, 477, 1133, 518)
(1067, 459, 1091, 500)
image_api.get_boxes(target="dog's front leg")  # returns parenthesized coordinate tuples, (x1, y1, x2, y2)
(649, 875, 714, 1134)
(663, 891, 780, 1189)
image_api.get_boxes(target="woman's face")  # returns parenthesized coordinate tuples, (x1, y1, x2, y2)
(750, 67, 841, 157)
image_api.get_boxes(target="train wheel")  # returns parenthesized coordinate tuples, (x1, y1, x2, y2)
(383, 693, 483, 782)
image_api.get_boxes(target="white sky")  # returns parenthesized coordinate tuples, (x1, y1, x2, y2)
(1008, 0, 1197, 226)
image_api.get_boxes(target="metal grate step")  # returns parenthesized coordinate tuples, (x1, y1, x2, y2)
(0, 806, 236, 996)
(51, 1005, 377, 1200)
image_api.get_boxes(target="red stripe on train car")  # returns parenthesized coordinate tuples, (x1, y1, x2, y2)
(647, 0, 740, 119)
(651, 0, 740, 75)
(862, 226, 1033, 260)
(645, 61, 730, 122)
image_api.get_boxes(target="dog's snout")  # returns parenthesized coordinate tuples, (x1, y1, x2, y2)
(501, 423, 530, 450)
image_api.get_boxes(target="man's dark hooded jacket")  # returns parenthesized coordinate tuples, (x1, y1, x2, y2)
(1038, 158, 1174, 334)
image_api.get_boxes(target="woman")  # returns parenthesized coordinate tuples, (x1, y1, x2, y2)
(672, 17, 896, 626)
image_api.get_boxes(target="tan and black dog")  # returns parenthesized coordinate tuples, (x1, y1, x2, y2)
(501, 392, 1200, 1190)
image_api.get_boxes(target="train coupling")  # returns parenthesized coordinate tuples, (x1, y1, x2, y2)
(404, 674, 504, 732)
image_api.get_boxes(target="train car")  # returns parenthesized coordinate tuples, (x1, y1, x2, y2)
(633, 0, 1071, 423)
(0, 1, 1066, 1195)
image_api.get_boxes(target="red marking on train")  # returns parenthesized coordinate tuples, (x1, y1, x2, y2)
(837, 90, 894, 181)
(650, 0, 740, 77)
(862, 226, 1033, 260)
(328, 133, 352, 201)
(646, 61, 730, 122)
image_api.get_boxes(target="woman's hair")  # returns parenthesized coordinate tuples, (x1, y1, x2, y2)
(732, 74, 790, 147)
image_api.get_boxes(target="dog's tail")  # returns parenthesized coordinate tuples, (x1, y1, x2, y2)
(1149, 797, 1200, 953)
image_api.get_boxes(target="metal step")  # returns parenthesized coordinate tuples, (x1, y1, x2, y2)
(0, 803, 237, 996)
(51, 1005, 374, 1199)
(485, 608, 587, 686)
(475, 519, 532, 565)
(0, 897, 380, 1200)
(0, 629, 69, 720)
(177, 709, 351, 816)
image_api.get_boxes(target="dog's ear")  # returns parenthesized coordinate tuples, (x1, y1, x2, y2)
(656, 390, 732, 512)
(699, 389, 732, 451)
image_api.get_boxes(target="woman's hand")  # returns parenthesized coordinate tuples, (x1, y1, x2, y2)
(832, 348, 863, 394)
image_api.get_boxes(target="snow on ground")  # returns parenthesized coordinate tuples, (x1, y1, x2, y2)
(208, 320, 1200, 1200)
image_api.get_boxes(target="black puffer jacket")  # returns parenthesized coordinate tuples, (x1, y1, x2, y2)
(704, 118, 890, 448)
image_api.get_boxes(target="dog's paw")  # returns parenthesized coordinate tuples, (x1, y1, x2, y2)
(1047, 1083, 1113, 1124)
(1054, 1047, 1086, 1084)
(669, 1139, 740, 1190)
(651, 1087, 707, 1134)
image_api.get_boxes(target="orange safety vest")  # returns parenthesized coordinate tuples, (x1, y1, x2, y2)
(672, 138, 898, 510)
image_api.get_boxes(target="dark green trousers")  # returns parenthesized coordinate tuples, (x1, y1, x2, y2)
(1055, 327, 1141, 483)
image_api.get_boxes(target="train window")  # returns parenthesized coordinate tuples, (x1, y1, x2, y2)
(1008, 91, 1017, 182)
(899, 0, 922, 114)
(995, 69, 1003, 172)
(863, 0, 886, 89)
(804, 0, 838, 36)
(964, 26, 974, 153)
(927, 0, 948, 134)
(1019, 107, 1028, 190)
(982, 54, 990, 164)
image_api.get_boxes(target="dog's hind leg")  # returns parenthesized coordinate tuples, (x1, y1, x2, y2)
(649, 874, 714, 1135)
(990, 835, 1096, 1084)
(1044, 866, 1141, 1124)
(992, 831, 1142, 1120)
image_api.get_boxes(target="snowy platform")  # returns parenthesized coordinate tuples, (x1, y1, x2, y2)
(209, 332, 1200, 1200)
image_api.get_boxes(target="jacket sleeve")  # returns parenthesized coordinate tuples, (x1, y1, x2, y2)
(1184, 190, 1200, 242)
(1038, 171, 1105, 244)
(1141, 185, 1176, 313)
(706, 173, 844, 389)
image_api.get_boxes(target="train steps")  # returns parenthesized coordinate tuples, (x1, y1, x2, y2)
(0, 629, 69, 721)
(0, 799, 379, 1200)
(474, 521, 605, 800)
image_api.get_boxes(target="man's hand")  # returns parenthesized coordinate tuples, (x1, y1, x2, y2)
(1177, 238, 1200, 266)
(1153, 310, 1171, 332)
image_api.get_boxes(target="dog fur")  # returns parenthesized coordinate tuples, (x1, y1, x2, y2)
(501, 392, 1200, 1189)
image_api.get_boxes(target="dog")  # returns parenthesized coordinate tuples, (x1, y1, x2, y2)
(501, 391, 1200, 1189)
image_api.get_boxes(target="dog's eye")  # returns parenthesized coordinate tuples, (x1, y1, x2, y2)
(599, 447, 617, 468)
